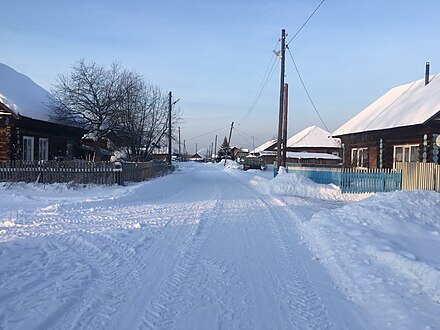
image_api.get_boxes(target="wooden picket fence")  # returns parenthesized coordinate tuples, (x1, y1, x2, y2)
(341, 168, 402, 194)
(0, 160, 172, 185)
(395, 162, 440, 192)
(286, 164, 402, 194)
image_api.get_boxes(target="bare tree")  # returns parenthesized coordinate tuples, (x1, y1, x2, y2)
(51, 59, 182, 162)
(50, 59, 125, 160)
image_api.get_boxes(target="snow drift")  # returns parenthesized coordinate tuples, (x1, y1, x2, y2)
(250, 167, 366, 201)
(300, 190, 440, 328)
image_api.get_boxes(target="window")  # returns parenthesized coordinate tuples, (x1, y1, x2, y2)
(39, 138, 49, 161)
(393, 144, 419, 163)
(351, 148, 368, 168)
(23, 136, 34, 161)
(67, 140, 74, 160)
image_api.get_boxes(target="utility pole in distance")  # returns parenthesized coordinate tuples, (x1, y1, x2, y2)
(224, 121, 234, 166)
(168, 91, 172, 166)
(168, 92, 179, 165)
(281, 83, 289, 167)
(211, 142, 214, 161)
(214, 135, 218, 161)
(178, 126, 181, 161)
(276, 29, 286, 172)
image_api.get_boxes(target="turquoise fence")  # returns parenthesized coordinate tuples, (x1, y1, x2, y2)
(340, 168, 402, 193)
(286, 166, 341, 185)
(286, 164, 402, 194)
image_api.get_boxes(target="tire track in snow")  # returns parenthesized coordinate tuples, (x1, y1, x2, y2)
(139, 187, 223, 330)
(231, 175, 334, 329)
(260, 195, 333, 329)
(47, 230, 149, 329)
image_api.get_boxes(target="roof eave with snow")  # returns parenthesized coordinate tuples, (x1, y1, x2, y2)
(333, 74, 440, 136)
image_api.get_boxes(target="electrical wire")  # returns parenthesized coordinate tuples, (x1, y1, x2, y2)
(234, 127, 264, 145)
(238, 39, 280, 125)
(286, 46, 331, 133)
(233, 128, 254, 147)
(185, 125, 230, 141)
(286, 0, 326, 46)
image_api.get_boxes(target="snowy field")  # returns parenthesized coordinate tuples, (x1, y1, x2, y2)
(1, 162, 439, 329)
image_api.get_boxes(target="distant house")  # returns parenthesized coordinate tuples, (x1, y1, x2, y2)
(286, 126, 341, 156)
(333, 68, 440, 169)
(251, 126, 341, 165)
(250, 139, 277, 155)
(0, 64, 86, 161)
(258, 151, 341, 166)
(232, 147, 249, 162)
(189, 152, 204, 162)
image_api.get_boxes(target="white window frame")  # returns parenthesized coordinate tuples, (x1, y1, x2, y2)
(393, 144, 419, 163)
(22, 136, 34, 161)
(39, 138, 49, 161)
(351, 147, 368, 168)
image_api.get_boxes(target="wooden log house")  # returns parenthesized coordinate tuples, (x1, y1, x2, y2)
(0, 102, 86, 161)
(0, 63, 87, 162)
(333, 64, 440, 169)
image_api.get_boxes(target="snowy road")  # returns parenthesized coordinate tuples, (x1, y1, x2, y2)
(1, 163, 372, 329)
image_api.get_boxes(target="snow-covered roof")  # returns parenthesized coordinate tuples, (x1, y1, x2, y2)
(190, 148, 208, 159)
(252, 139, 276, 154)
(333, 74, 440, 136)
(0, 63, 53, 122)
(259, 150, 341, 160)
(286, 126, 341, 148)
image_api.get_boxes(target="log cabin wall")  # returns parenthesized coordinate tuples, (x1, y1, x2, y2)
(339, 121, 440, 168)
(0, 115, 86, 161)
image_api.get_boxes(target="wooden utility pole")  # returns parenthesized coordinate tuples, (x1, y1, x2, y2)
(214, 135, 218, 160)
(183, 140, 186, 160)
(276, 29, 286, 171)
(178, 126, 181, 161)
(281, 83, 289, 167)
(211, 142, 214, 161)
(168, 91, 172, 166)
(224, 121, 234, 166)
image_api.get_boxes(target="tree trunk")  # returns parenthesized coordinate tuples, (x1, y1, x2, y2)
(94, 141, 102, 161)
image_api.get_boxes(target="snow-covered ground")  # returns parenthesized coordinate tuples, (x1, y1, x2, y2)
(1, 162, 439, 329)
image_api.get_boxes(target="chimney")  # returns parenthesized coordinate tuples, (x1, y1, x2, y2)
(425, 62, 430, 86)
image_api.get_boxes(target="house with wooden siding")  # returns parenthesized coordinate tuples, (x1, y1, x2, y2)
(333, 64, 440, 169)
(285, 126, 341, 155)
(251, 126, 341, 165)
(0, 63, 86, 161)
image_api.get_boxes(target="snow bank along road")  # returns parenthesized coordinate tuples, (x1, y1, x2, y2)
(1, 162, 430, 329)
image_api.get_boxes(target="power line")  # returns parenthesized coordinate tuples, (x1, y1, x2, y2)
(185, 125, 230, 141)
(238, 39, 280, 124)
(234, 127, 264, 145)
(233, 128, 254, 147)
(286, 0, 326, 46)
(286, 46, 330, 133)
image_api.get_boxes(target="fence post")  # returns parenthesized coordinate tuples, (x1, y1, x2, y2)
(113, 161, 123, 185)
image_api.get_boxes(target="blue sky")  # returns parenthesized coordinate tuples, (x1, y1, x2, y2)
(3, 0, 440, 153)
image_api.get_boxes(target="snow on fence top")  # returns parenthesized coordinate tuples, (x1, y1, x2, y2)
(0, 63, 52, 122)
(333, 74, 440, 136)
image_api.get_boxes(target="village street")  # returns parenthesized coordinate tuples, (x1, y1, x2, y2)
(0, 162, 370, 329)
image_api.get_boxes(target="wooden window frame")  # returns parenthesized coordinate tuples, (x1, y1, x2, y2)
(351, 147, 368, 168)
(39, 138, 49, 161)
(23, 136, 34, 161)
(393, 144, 419, 164)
